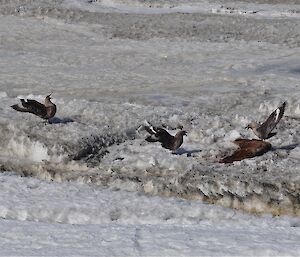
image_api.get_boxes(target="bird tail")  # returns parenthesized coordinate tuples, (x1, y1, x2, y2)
(11, 104, 28, 113)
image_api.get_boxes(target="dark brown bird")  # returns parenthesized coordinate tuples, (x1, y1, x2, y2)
(246, 102, 286, 140)
(11, 94, 56, 121)
(144, 123, 187, 151)
(220, 138, 272, 163)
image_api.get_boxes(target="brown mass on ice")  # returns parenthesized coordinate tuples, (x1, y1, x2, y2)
(11, 94, 56, 121)
(220, 139, 272, 163)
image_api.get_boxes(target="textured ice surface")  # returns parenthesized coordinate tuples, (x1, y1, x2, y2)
(0, 0, 300, 216)
(0, 9, 299, 215)
(0, 0, 300, 255)
(0, 173, 300, 256)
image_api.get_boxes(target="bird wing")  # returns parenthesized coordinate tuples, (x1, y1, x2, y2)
(233, 138, 270, 148)
(220, 148, 257, 163)
(20, 99, 47, 117)
(156, 128, 174, 149)
(144, 125, 157, 135)
(144, 125, 161, 142)
(233, 138, 253, 148)
(145, 126, 174, 149)
(220, 139, 272, 163)
(11, 104, 29, 112)
(257, 102, 286, 137)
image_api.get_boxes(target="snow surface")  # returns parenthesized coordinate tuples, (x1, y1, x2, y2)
(64, 0, 300, 18)
(1, 172, 300, 256)
(0, 0, 300, 255)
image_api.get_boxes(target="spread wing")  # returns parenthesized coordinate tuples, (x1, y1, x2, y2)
(220, 148, 258, 163)
(233, 138, 254, 148)
(220, 139, 272, 163)
(257, 102, 286, 138)
(145, 126, 174, 149)
(11, 99, 47, 118)
(156, 129, 174, 149)
(144, 125, 157, 136)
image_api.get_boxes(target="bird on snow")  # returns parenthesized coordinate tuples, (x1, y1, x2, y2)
(144, 122, 187, 151)
(11, 94, 56, 122)
(246, 101, 286, 140)
(220, 138, 272, 163)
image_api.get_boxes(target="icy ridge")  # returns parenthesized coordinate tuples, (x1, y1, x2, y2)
(1, 159, 299, 216)
(1, 94, 300, 216)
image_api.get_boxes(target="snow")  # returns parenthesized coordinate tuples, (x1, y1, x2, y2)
(1, 219, 299, 256)
(0, 0, 299, 255)
(64, 0, 300, 18)
(0, 172, 300, 256)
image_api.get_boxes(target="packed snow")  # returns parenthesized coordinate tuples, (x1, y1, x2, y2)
(1, 172, 300, 256)
(0, 0, 300, 255)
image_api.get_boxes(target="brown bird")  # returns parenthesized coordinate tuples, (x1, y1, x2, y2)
(144, 123, 187, 151)
(220, 138, 272, 163)
(246, 102, 286, 140)
(11, 94, 56, 121)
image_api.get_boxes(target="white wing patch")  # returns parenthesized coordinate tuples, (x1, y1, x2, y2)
(275, 108, 280, 122)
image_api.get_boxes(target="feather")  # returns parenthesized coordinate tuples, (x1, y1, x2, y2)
(11, 95, 56, 120)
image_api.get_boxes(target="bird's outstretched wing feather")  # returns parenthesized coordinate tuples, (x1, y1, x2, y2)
(144, 125, 174, 149)
(144, 125, 157, 135)
(156, 129, 174, 149)
(257, 102, 286, 138)
(11, 99, 47, 118)
(220, 148, 257, 163)
(220, 139, 272, 163)
(11, 104, 28, 113)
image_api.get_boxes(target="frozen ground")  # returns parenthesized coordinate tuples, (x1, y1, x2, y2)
(1, 172, 300, 256)
(0, 0, 300, 255)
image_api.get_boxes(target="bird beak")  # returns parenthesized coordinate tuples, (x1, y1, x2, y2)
(245, 125, 250, 129)
(47, 93, 52, 99)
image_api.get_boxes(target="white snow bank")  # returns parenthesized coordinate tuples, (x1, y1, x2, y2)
(64, 0, 300, 19)
(7, 135, 51, 163)
(0, 173, 300, 256)
(0, 172, 299, 227)
(0, 172, 238, 225)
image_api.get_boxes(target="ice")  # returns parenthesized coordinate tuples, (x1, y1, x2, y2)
(7, 135, 50, 163)
(63, 0, 300, 18)
(0, 172, 299, 256)
(0, 0, 300, 255)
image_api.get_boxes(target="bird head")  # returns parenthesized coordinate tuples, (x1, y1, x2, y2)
(175, 130, 187, 139)
(180, 130, 187, 136)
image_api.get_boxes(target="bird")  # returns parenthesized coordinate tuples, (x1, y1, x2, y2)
(220, 138, 272, 163)
(144, 122, 187, 151)
(11, 94, 56, 122)
(246, 101, 286, 140)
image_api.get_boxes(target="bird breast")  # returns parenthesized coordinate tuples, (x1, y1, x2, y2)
(46, 105, 56, 118)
